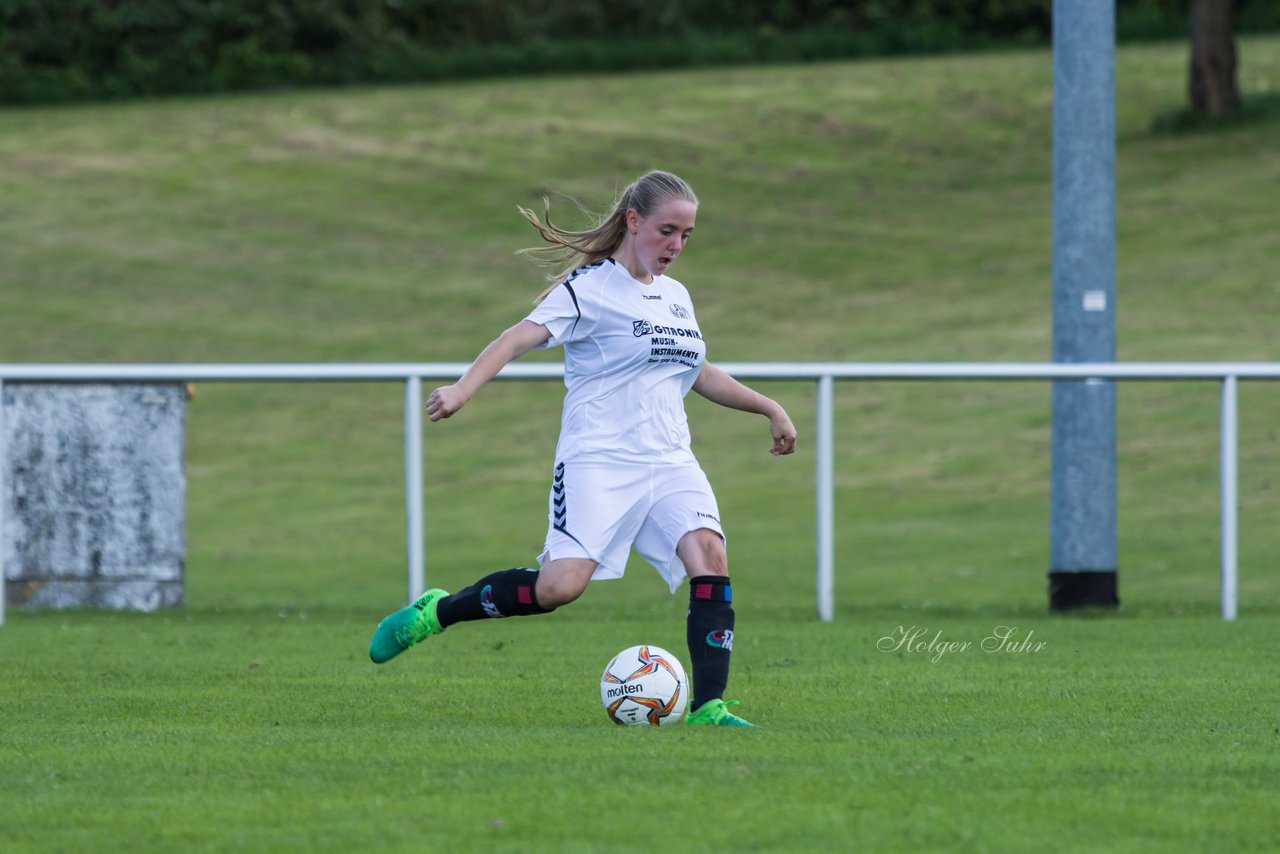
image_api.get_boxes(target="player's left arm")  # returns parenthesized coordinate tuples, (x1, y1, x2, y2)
(692, 362, 797, 456)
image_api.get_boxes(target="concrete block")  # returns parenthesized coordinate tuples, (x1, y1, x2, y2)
(2, 384, 185, 610)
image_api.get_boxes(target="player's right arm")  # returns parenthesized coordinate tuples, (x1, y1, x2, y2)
(426, 320, 551, 421)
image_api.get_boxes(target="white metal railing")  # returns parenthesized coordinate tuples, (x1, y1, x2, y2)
(3, 361, 1277, 626)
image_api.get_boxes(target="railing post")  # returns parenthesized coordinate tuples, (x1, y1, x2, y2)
(0, 377, 6, 627)
(405, 377, 425, 604)
(816, 374, 835, 622)
(1220, 375, 1238, 620)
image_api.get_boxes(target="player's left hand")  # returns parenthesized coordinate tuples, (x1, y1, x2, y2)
(769, 410, 797, 456)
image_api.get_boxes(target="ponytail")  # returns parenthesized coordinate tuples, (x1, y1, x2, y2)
(519, 171, 698, 303)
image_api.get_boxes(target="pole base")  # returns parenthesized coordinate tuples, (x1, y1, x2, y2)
(1049, 570, 1119, 612)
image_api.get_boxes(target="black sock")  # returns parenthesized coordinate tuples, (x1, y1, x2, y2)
(686, 575, 735, 712)
(436, 567, 551, 629)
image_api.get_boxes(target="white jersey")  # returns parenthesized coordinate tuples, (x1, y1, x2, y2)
(525, 258, 707, 465)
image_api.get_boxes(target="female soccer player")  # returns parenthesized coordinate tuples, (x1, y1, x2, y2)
(369, 170, 797, 727)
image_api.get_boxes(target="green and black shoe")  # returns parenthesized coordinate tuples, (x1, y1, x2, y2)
(686, 699, 755, 727)
(368, 588, 448, 664)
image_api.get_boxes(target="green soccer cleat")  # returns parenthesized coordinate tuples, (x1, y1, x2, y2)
(685, 699, 756, 727)
(368, 588, 448, 664)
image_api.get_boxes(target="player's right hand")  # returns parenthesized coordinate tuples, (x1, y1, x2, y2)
(426, 384, 468, 421)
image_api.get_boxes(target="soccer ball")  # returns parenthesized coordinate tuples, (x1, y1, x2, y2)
(600, 644, 688, 726)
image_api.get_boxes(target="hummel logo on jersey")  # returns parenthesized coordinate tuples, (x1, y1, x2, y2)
(670, 304, 691, 319)
(642, 293, 663, 300)
(633, 320, 653, 336)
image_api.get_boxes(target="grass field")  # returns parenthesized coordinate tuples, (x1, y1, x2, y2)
(3, 37, 1280, 852)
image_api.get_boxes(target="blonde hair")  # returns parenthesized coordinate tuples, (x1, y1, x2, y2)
(519, 171, 698, 302)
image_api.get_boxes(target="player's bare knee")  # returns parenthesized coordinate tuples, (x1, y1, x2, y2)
(536, 578, 581, 609)
(535, 561, 593, 609)
(679, 528, 728, 576)
(699, 548, 728, 576)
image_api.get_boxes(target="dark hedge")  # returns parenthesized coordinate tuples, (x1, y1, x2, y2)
(1, 0, 1275, 104)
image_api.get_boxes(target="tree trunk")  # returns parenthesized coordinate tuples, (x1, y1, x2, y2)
(1189, 0, 1240, 115)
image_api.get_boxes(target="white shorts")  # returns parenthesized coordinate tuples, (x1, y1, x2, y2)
(536, 457, 725, 593)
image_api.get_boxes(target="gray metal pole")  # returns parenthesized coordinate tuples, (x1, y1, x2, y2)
(815, 375, 835, 622)
(0, 378, 6, 627)
(1050, 0, 1119, 610)
(404, 377, 425, 604)
(1220, 376, 1238, 620)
